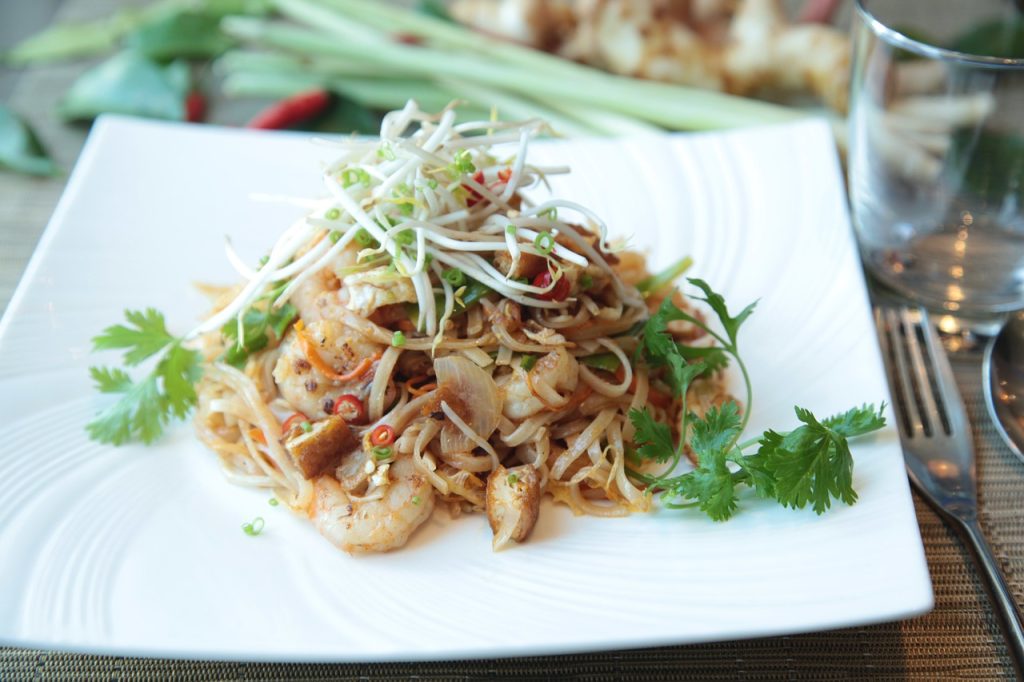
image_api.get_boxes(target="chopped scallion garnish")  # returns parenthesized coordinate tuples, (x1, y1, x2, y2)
(373, 445, 393, 460)
(580, 273, 593, 290)
(534, 231, 555, 255)
(392, 330, 406, 347)
(329, 230, 342, 244)
(241, 517, 265, 536)
(325, 207, 341, 220)
(443, 268, 466, 287)
(520, 354, 537, 371)
(507, 473, 519, 485)
(300, 421, 313, 433)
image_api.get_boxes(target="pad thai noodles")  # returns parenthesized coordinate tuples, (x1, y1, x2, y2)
(190, 101, 731, 553)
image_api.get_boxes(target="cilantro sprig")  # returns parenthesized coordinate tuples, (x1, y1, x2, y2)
(87, 308, 202, 445)
(629, 278, 886, 521)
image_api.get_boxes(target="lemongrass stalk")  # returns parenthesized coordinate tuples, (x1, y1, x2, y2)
(245, 4, 800, 130)
(434, 78, 599, 138)
(217, 49, 412, 79)
(542, 99, 662, 137)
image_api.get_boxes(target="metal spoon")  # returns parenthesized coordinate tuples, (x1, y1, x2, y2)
(984, 311, 1024, 464)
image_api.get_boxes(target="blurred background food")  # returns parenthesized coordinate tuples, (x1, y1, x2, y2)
(0, 0, 855, 178)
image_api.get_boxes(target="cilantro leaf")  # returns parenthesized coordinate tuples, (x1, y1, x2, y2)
(87, 308, 204, 445)
(629, 408, 675, 463)
(690, 402, 742, 457)
(686, 278, 757, 349)
(664, 354, 706, 398)
(756, 406, 862, 514)
(92, 308, 175, 365)
(668, 449, 737, 521)
(824, 403, 887, 438)
(675, 343, 730, 373)
(89, 366, 133, 393)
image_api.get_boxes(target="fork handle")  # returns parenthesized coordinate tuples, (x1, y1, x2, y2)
(958, 516, 1024, 676)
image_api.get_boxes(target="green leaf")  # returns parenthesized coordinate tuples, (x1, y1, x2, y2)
(951, 18, 1024, 59)
(89, 366, 133, 393)
(758, 406, 859, 514)
(0, 106, 58, 177)
(416, 0, 453, 22)
(86, 373, 167, 445)
(87, 307, 204, 445)
(686, 278, 756, 349)
(125, 12, 236, 61)
(92, 308, 175, 365)
(823, 403, 887, 439)
(674, 343, 730, 373)
(669, 451, 737, 521)
(663, 353, 706, 398)
(59, 51, 190, 122)
(628, 408, 675, 463)
(159, 344, 203, 418)
(641, 296, 691, 362)
(690, 402, 742, 459)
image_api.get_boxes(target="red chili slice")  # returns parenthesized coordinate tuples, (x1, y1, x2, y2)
(333, 394, 366, 424)
(464, 170, 486, 207)
(533, 271, 571, 302)
(185, 91, 206, 123)
(370, 424, 396, 446)
(246, 90, 332, 130)
(281, 412, 309, 436)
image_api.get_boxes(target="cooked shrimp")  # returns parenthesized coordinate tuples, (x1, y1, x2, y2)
(289, 245, 360, 323)
(273, 319, 387, 417)
(496, 348, 579, 419)
(310, 455, 436, 553)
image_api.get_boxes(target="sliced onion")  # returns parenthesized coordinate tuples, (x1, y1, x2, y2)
(435, 355, 502, 454)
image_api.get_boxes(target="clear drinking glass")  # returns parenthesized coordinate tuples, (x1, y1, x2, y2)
(849, 0, 1024, 338)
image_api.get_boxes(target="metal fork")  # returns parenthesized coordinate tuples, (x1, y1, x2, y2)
(875, 304, 1024, 675)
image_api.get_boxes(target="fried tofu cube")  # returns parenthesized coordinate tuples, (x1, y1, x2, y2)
(285, 415, 355, 480)
(486, 464, 541, 550)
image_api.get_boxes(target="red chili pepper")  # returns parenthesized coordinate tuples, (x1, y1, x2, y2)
(185, 91, 206, 123)
(246, 90, 332, 130)
(333, 394, 366, 424)
(464, 170, 486, 208)
(370, 424, 396, 446)
(281, 412, 309, 435)
(533, 271, 571, 302)
(498, 168, 512, 183)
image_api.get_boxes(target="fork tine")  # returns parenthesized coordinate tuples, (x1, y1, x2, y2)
(899, 306, 943, 437)
(877, 306, 922, 439)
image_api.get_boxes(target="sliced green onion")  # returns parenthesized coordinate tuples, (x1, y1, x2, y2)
(442, 268, 466, 287)
(534, 231, 555, 255)
(505, 224, 517, 235)
(581, 352, 621, 373)
(394, 228, 415, 246)
(268, 498, 279, 507)
(300, 421, 313, 433)
(507, 473, 519, 485)
(241, 517, 265, 536)
(637, 255, 693, 295)
(342, 168, 371, 188)
(580, 273, 593, 290)
(329, 230, 342, 243)
(377, 144, 396, 161)
(540, 207, 558, 221)
(325, 207, 341, 220)
(520, 354, 537, 371)
(392, 330, 406, 347)
(412, 495, 421, 505)
(373, 445, 393, 460)
(426, 178, 438, 190)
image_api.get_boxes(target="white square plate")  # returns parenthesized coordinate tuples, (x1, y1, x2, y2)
(0, 116, 931, 661)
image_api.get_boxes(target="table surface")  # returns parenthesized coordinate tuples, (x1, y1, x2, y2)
(2, 1, 1023, 679)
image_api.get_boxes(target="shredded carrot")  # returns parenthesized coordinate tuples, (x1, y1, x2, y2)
(248, 427, 267, 445)
(294, 320, 379, 382)
(408, 381, 437, 397)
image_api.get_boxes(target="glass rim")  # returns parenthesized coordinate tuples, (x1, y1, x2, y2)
(855, 0, 1024, 69)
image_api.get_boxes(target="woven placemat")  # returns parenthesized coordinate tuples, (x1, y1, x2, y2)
(1, 0, 1021, 678)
